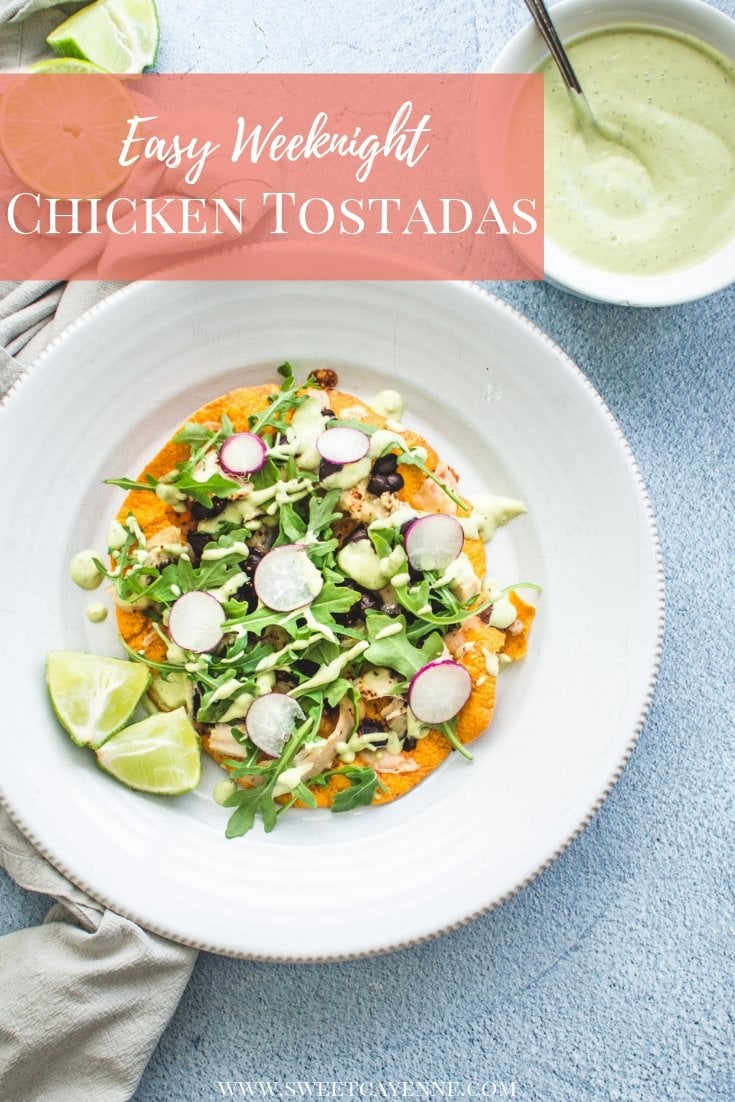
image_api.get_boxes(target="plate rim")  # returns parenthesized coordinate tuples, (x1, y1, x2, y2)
(0, 279, 665, 961)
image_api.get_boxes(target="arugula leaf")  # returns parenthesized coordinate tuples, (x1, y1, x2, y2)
(309, 581, 360, 620)
(323, 676, 354, 707)
(327, 418, 378, 436)
(288, 782, 318, 809)
(249, 362, 309, 435)
(394, 580, 491, 628)
(368, 526, 395, 560)
(276, 502, 308, 544)
(223, 701, 323, 837)
(224, 784, 279, 837)
(330, 766, 385, 812)
(438, 720, 473, 762)
(363, 613, 443, 679)
(105, 474, 158, 494)
(138, 555, 243, 607)
(167, 470, 241, 509)
(394, 448, 469, 511)
(307, 488, 343, 538)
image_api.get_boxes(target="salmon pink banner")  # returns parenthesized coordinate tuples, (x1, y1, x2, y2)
(0, 73, 543, 280)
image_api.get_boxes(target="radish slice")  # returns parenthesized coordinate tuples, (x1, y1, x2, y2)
(404, 514, 464, 572)
(317, 427, 370, 466)
(218, 432, 267, 476)
(168, 591, 226, 653)
(254, 545, 324, 612)
(408, 660, 472, 724)
(246, 693, 305, 757)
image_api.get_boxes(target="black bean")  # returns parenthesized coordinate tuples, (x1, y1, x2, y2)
(372, 453, 398, 475)
(359, 719, 386, 735)
(403, 736, 418, 751)
(234, 583, 258, 612)
(360, 591, 381, 615)
(190, 499, 227, 521)
(385, 472, 404, 492)
(245, 547, 264, 574)
(344, 524, 369, 545)
(334, 581, 362, 626)
(367, 475, 388, 496)
(187, 531, 211, 564)
(320, 459, 343, 481)
(322, 408, 336, 418)
(294, 659, 319, 676)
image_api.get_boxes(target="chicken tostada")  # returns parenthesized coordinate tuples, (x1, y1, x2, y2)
(104, 364, 536, 836)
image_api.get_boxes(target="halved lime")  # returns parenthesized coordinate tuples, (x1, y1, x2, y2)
(46, 651, 150, 749)
(47, 0, 160, 75)
(96, 708, 201, 795)
(29, 59, 110, 74)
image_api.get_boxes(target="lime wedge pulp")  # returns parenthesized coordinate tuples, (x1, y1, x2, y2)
(29, 59, 110, 74)
(47, 0, 160, 74)
(46, 651, 150, 749)
(96, 708, 201, 795)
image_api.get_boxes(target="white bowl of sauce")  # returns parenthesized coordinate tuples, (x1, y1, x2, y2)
(493, 0, 735, 305)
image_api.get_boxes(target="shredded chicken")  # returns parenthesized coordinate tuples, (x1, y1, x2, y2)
(380, 699, 407, 737)
(303, 385, 332, 409)
(148, 525, 186, 549)
(444, 615, 483, 657)
(339, 480, 400, 524)
(359, 750, 419, 774)
(293, 697, 355, 780)
(207, 723, 248, 760)
(411, 460, 460, 515)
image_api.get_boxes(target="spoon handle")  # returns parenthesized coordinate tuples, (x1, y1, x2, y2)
(522, 0, 582, 93)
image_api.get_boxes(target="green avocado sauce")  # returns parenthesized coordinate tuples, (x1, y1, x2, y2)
(542, 26, 735, 275)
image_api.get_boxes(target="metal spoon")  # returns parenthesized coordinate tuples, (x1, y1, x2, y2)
(523, 0, 583, 93)
(522, 0, 614, 138)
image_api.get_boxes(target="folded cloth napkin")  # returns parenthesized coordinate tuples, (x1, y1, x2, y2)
(0, 278, 199, 1102)
(0, 811, 197, 1102)
(0, 2, 83, 68)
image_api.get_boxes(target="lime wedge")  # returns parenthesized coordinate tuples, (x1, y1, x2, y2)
(29, 59, 110, 74)
(46, 651, 150, 749)
(96, 708, 201, 795)
(47, 0, 160, 74)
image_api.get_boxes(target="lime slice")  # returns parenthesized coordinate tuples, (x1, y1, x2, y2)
(46, 651, 150, 749)
(0, 68, 135, 199)
(47, 0, 160, 75)
(96, 708, 201, 795)
(29, 59, 110, 74)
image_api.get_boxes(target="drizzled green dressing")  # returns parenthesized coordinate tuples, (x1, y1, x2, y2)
(542, 27, 735, 274)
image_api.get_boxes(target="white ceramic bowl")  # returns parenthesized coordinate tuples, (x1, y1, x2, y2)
(492, 0, 735, 306)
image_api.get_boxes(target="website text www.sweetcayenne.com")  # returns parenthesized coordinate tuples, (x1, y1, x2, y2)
(215, 1083, 518, 1099)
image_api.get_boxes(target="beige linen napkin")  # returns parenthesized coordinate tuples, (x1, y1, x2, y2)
(0, 811, 197, 1102)
(0, 2, 84, 68)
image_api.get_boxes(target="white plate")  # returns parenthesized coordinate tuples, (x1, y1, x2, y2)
(0, 281, 663, 960)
